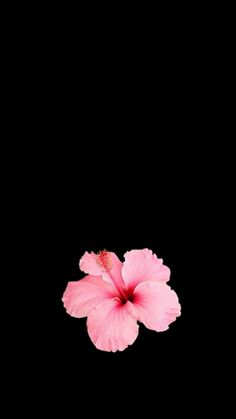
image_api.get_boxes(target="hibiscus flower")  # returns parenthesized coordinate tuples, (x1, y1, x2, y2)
(62, 249, 181, 352)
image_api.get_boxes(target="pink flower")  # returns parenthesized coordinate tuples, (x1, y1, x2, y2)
(62, 249, 181, 352)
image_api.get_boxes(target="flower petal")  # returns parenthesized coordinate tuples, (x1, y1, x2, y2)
(133, 281, 181, 332)
(122, 248, 170, 289)
(62, 275, 117, 318)
(79, 252, 102, 276)
(87, 299, 139, 352)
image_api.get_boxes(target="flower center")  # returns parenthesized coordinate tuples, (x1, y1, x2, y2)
(120, 289, 135, 305)
(96, 250, 112, 272)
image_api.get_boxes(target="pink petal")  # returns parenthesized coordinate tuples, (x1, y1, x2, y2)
(122, 248, 170, 289)
(79, 251, 126, 292)
(79, 252, 102, 277)
(87, 299, 139, 352)
(133, 281, 181, 332)
(62, 275, 117, 318)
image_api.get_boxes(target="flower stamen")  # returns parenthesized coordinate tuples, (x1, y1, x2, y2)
(96, 250, 112, 272)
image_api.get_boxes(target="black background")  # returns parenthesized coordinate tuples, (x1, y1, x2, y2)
(7, 5, 230, 414)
